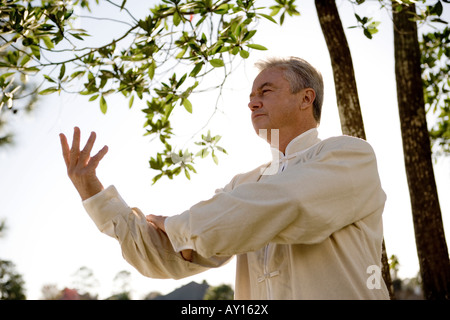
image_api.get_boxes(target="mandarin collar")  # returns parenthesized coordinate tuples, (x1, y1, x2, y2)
(270, 128, 321, 162)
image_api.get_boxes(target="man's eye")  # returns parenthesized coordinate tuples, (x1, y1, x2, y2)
(262, 89, 271, 95)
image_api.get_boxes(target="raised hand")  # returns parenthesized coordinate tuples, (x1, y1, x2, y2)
(59, 127, 108, 201)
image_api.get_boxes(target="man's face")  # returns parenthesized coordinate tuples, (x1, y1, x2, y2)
(248, 67, 304, 137)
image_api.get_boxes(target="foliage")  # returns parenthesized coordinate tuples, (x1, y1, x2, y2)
(70, 265, 99, 298)
(0, 221, 26, 300)
(0, 259, 27, 300)
(0, 0, 277, 183)
(0, 222, 26, 301)
(421, 26, 450, 156)
(349, 0, 450, 157)
(203, 283, 234, 300)
(109, 269, 132, 299)
(105, 291, 131, 300)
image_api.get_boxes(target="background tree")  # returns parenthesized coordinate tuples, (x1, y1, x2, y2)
(314, 0, 366, 139)
(70, 265, 99, 299)
(40, 283, 62, 300)
(203, 283, 234, 300)
(0, 221, 26, 300)
(392, 0, 450, 299)
(106, 270, 132, 300)
(0, 50, 39, 147)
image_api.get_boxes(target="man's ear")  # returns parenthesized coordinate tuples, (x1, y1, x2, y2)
(300, 88, 316, 110)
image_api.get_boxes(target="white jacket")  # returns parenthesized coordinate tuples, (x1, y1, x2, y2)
(83, 129, 389, 299)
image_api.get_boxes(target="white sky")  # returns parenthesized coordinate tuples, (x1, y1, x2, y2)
(0, 0, 449, 300)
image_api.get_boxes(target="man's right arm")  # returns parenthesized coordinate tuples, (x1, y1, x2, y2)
(59, 127, 230, 279)
(83, 185, 231, 279)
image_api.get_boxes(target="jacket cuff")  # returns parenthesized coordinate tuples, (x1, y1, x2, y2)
(165, 211, 195, 252)
(82, 185, 130, 233)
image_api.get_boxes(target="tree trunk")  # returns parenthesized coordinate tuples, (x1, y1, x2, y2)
(392, 2, 450, 300)
(314, 0, 365, 139)
(315, 0, 395, 299)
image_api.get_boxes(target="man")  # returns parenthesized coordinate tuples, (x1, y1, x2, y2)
(60, 57, 389, 299)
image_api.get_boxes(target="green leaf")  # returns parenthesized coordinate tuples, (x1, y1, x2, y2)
(148, 61, 156, 80)
(216, 146, 227, 154)
(71, 70, 86, 79)
(43, 74, 56, 83)
(280, 12, 285, 25)
(100, 95, 107, 114)
(42, 36, 54, 49)
(30, 45, 40, 60)
(176, 73, 187, 89)
(269, 6, 281, 17)
(89, 94, 99, 101)
(152, 173, 163, 185)
(173, 11, 181, 26)
(183, 98, 193, 113)
(176, 47, 187, 59)
(129, 95, 135, 108)
(240, 50, 250, 59)
(39, 87, 58, 95)
(210, 59, 225, 67)
(242, 30, 257, 42)
(215, 3, 231, 14)
(184, 168, 191, 180)
(20, 54, 31, 67)
(433, 1, 443, 16)
(363, 28, 373, 39)
(212, 151, 219, 165)
(196, 148, 209, 158)
(59, 64, 66, 80)
(68, 33, 81, 41)
(246, 44, 268, 50)
(189, 62, 203, 77)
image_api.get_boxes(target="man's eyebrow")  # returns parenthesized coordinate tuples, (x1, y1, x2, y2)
(249, 82, 275, 98)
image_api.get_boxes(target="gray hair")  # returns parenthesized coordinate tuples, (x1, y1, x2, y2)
(254, 56, 324, 123)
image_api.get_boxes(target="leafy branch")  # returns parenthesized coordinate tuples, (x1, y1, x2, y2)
(0, 0, 276, 182)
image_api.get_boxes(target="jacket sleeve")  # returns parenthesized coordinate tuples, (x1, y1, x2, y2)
(82, 186, 231, 280)
(165, 137, 387, 258)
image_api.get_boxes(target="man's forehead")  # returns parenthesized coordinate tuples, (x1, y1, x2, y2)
(253, 68, 285, 85)
(251, 68, 286, 94)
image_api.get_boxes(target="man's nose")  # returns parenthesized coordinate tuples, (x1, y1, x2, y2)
(248, 98, 262, 111)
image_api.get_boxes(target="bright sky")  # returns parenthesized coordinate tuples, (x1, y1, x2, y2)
(0, 0, 449, 300)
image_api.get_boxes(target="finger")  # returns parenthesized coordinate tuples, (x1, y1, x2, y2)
(78, 131, 96, 167)
(146, 214, 159, 226)
(146, 215, 158, 229)
(146, 214, 167, 232)
(87, 145, 108, 170)
(70, 127, 81, 166)
(146, 214, 158, 222)
(59, 133, 70, 168)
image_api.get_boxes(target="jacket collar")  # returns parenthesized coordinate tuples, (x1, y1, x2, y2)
(265, 128, 321, 174)
(271, 128, 321, 160)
